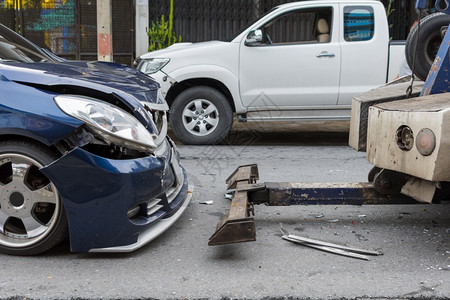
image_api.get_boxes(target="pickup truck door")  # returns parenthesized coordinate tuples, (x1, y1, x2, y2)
(337, 4, 389, 105)
(239, 4, 340, 109)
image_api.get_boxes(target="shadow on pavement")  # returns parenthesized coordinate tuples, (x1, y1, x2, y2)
(223, 130, 349, 146)
(169, 120, 351, 146)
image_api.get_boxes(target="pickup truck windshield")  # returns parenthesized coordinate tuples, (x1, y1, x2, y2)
(0, 24, 54, 63)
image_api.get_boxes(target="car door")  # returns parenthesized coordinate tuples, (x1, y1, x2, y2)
(239, 4, 340, 109)
(338, 4, 389, 105)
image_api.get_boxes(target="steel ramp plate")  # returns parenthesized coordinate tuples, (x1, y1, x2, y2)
(208, 217, 255, 246)
(210, 165, 259, 245)
(208, 188, 256, 246)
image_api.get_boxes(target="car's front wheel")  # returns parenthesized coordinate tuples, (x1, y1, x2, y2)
(0, 140, 68, 255)
(170, 86, 233, 145)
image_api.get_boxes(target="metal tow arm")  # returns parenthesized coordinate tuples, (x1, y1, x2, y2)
(209, 164, 420, 246)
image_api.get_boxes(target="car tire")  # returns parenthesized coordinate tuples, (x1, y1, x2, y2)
(0, 140, 68, 255)
(170, 86, 233, 145)
(405, 13, 450, 81)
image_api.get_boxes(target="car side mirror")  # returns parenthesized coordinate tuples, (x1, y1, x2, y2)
(245, 29, 263, 46)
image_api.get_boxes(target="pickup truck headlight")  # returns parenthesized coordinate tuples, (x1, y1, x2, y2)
(54, 95, 157, 152)
(138, 58, 170, 74)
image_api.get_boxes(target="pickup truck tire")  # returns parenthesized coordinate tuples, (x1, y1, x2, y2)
(405, 13, 450, 81)
(170, 86, 233, 145)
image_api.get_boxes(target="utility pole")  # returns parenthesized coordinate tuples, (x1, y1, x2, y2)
(135, 0, 149, 57)
(97, 0, 113, 62)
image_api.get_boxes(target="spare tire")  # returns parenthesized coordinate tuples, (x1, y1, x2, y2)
(405, 13, 450, 81)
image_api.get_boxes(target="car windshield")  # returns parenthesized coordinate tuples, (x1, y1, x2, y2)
(0, 24, 54, 63)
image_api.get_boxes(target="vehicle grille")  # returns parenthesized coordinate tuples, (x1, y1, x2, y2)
(166, 181, 182, 204)
(147, 198, 164, 216)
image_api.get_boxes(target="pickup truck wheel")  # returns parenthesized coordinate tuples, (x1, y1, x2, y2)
(405, 13, 450, 81)
(170, 87, 233, 145)
(0, 140, 68, 255)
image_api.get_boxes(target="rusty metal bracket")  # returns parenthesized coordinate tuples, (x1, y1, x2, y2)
(226, 163, 259, 190)
(208, 182, 256, 246)
(209, 164, 260, 246)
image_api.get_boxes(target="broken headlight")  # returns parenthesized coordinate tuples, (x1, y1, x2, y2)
(54, 95, 157, 153)
(137, 58, 170, 75)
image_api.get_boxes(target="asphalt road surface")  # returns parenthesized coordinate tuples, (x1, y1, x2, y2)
(1, 129, 449, 300)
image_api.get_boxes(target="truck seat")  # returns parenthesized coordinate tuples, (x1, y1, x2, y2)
(316, 19, 330, 42)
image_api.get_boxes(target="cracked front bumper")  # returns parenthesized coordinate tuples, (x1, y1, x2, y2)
(41, 139, 192, 253)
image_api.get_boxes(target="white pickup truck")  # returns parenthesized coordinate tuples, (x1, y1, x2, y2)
(135, 0, 405, 145)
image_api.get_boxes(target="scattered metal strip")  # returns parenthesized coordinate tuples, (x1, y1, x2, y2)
(283, 234, 382, 256)
(280, 224, 382, 259)
(282, 235, 370, 261)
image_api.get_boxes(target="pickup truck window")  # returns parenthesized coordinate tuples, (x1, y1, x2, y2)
(344, 6, 374, 42)
(260, 7, 332, 45)
(227, 8, 275, 42)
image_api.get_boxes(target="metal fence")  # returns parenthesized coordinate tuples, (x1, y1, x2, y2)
(384, 0, 414, 41)
(148, 0, 299, 43)
(148, 0, 418, 42)
(0, 0, 433, 64)
(0, 0, 134, 65)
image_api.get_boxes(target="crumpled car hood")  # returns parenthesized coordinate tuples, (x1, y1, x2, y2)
(0, 60, 163, 104)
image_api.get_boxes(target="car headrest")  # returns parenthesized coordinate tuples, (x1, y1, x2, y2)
(317, 19, 329, 34)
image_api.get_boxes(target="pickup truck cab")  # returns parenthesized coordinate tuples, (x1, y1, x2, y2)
(135, 0, 404, 145)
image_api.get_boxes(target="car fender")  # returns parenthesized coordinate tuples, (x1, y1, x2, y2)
(168, 64, 246, 113)
(0, 80, 83, 145)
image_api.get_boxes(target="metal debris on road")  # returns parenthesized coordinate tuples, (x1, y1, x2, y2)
(224, 193, 234, 200)
(224, 189, 236, 200)
(327, 219, 339, 223)
(200, 200, 214, 205)
(279, 223, 383, 260)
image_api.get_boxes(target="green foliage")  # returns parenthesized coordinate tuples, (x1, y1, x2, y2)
(147, 0, 181, 52)
(381, 0, 395, 40)
(384, 0, 395, 20)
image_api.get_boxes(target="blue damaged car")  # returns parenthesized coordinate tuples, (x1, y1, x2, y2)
(0, 24, 192, 255)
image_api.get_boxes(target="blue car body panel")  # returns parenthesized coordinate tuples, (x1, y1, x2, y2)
(0, 61, 160, 98)
(0, 62, 161, 130)
(0, 79, 83, 145)
(41, 144, 188, 253)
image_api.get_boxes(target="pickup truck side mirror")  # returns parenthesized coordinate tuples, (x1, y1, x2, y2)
(245, 29, 263, 46)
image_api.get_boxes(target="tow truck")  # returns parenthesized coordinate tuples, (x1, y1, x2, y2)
(209, 0, 450, 246)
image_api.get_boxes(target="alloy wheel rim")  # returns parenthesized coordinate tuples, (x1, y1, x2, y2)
(182, 99, 219, 137)
(0, 153, 60, 248)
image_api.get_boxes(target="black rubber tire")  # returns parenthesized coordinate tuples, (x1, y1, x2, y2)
(0, 140, 68, 255)
(405, 13, 450, 81)
(170, 86, 233, 145)
(368, 167, 381, 183)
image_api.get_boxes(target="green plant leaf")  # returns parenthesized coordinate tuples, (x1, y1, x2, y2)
(147, 0, 182, 51)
